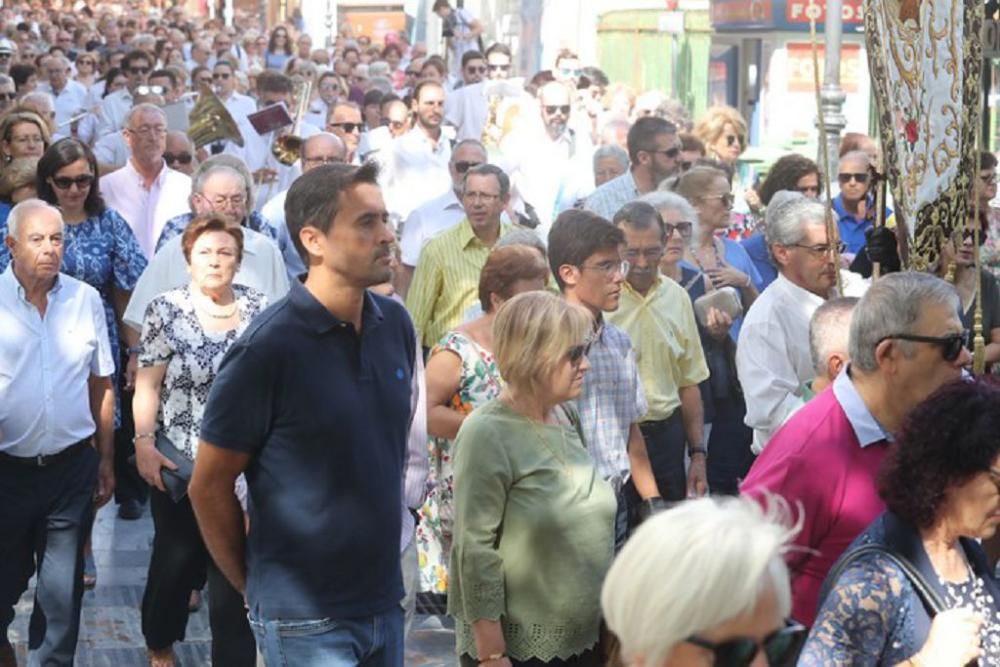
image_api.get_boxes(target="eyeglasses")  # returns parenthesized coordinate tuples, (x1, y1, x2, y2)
(465, 65, 487, 75)
(50, 174, 94, 190)
(623, 247, 664, 261)
(686, 621, 807, 667)
(383, 119, 407, 130)
(838, 172, 869, 185)
(703, 193, 734, 208)
(128, 66, 151, 75)
(582, 260, 629, 277)
(453, 160, 482, 174)
(302, 155, 341, 166)
(786, 241, 847, 256)
(558, 67, 582, 78)
(0, 53, 12, 60)
(328, 121, 362, 134)
(665, 221, 694, 238)
(163, 151, 192, 165)
(135, 84, 165, 95)
(127, 124, 167, 136)
(197, 77, 213, 86)
(463, 191, 500, 204)
(566, 340, 592, 367)
(488, 63, 511, 72)
(0, 92, 16, 101)
(877, 330, 969, 362)
(724, 133, 744, 147)
(212, 72, 231, 80)
(203, 194, 247, 208)
(544, 104, 571, 116)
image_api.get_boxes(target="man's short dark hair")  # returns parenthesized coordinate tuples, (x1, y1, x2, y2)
(484, 43, 511, 60)
(547, 209, 625, 290)
(461, 50, 484, 69)
(581, 66, 609, 88)
(285, 162, 381, 264)
(122, 48, 152, 71)
(149, 68, 177, 89)
(612, 201, 665, 238)
(981, 151, 998, 171)
(257, 70, 293, 95)
(627, 116, 677, 163)
(432, 0, 451, 10)
(412, 78, 443, 102)
(463, 163, 510, 199)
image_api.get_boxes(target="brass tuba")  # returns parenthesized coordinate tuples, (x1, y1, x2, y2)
(272, 75, 312, 166)
(188, 83, 244, 149)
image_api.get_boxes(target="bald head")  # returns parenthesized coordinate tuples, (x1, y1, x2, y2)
(300, 132, 347, 172)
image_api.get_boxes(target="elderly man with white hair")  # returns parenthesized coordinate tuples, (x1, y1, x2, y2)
(39, 55, 88, 132)
(0, 200, 115, 667)
(736, 196, 866, 453)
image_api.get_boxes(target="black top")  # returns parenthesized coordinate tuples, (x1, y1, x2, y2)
(201, 279, 417, 620)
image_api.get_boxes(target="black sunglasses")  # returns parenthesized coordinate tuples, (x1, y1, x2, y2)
(0, 92, 14, 101)
(454, 160, 482, 174)
(128, 66, 151, 75)
(212, 72, 231, 80)
(488, 63, 511, 71)
(665, 221, 693, 238)
(164, 151, 193, 165)
(686, 621, 807, 667)
(544, 104, 571, 115)
(648, 146, 681, 159)
(725, 133, 745, 147)
(838, 172, 869, 185)
(877, 330, 969, 362)
(567, 341, 592, 366)
(329, 122, 362, 134)
(465, 65, 487, 75)
(50, 174, 94, 190)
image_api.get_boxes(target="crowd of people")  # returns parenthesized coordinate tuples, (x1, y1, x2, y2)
(3, 1, 1000, 666)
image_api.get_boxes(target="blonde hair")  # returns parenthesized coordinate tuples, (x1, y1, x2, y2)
(670, 165, 729, 207)
(694, 105, 747, 153)
(601, 496, 798, 667)
(0, 111, 51, 158)
(0, 156, 38, 200)
(493, 291, 591, 397)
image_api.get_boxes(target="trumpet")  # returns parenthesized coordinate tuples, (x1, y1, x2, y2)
(272, 76, 311, 166)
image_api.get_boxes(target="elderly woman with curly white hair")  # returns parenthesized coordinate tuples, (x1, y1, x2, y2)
(601, 497, 806, 667)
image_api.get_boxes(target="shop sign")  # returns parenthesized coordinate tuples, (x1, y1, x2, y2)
(786, 42, 861, 93)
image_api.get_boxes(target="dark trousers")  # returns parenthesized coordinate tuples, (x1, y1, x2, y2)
(639, 411, 687, 502)
(113, 350, 147, 506)
(142, 489, 255, 664)
(0, 443, 97, 665)
(706, 393, 756, 496)
(460, 648, 600, 667)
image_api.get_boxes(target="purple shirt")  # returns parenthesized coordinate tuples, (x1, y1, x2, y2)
(741, 369, 891, 625)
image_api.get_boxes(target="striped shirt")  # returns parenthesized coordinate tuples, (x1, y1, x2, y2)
(405, 218, 514, 348)
(573, 319, 647, 480)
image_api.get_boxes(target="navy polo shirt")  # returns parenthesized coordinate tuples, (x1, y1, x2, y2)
(201, 279, 416, 620)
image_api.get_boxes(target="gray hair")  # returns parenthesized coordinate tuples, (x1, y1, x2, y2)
(368, 76, 393, 95)
(368, 60, 390, 78)
(849, 272, 960, 372)
(124, 103, 166, 129)
(497, 227, 547, 257)
(764, 199, 826, 267)
(637, 190, 700, 248)
(809, 297, 858, 375)
(593, 144, 628, 172)
(21, 91, 54, 112)
(7, 198, 63, 240)
(463, 163, 510, 199)
(0, 74, 12, 87)
(191, 161, 248, 201)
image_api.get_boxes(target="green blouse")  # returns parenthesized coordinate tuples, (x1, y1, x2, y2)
(447, 398, 617, 662)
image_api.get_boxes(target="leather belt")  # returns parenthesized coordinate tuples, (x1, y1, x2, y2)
(0, 439, 90, 468)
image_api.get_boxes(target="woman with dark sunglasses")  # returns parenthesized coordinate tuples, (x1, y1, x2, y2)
(801, 377, 1000, 666)
(602, 496, 805, 667)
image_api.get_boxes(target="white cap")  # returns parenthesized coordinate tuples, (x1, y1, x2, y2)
(0, 39, 16, 54)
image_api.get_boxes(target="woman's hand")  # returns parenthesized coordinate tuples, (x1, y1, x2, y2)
(706, 265, 750, 290)
(911, 607, 982, 667)
(705, 307, 733, 340)
(135, 440, 179, 493)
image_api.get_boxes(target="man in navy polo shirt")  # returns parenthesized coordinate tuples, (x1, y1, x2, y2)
(189, 162, 416, 667)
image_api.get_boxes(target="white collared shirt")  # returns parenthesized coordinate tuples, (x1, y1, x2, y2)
(39, 79, 89, 128)
(0, 266, 115, 456)
(222, 91, 257, 120)
(92, 131, 130, 170)
(383, 126, 452, 221)
(123, 227, 290, 332)
(398, 188, 465, 266)
(260, 188, 306, 280)
(100, 160, 192, 259)
(97, 88, 133, 135)
(225, 117, 319, 211)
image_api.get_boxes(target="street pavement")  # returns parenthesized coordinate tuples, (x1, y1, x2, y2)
(9, 503, 456, 666)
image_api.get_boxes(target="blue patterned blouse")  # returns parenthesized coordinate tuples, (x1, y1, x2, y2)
(0, 207, 148, 424)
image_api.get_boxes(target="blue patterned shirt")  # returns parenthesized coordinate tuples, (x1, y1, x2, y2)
(572, 320, 646, 480)
(585, 170, 639, 221)
(155, 211, 277, 254)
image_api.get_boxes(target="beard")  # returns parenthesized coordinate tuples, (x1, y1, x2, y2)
(545, 118, 567, 139)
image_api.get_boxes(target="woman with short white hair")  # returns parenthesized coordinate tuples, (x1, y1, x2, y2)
(602, 497, 805, 667)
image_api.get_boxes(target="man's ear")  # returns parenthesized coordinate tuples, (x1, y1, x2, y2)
(298, 225, 324, 261)
(827, 353, 847, 382)
(558, 263, 580, 290)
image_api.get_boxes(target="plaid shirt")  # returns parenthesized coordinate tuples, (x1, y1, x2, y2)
(573, 319, 646, 480)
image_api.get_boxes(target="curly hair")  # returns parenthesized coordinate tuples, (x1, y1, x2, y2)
(757, 154, 821, 206)
(878, 377, 1000, 531)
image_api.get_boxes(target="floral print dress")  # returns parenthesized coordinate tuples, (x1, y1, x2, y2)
(416, 331, 503, 596)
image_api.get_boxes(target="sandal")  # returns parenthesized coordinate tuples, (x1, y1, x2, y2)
(146, 647, 175, 667)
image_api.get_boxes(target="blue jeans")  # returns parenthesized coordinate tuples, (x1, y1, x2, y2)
(250, 606, 404, 667)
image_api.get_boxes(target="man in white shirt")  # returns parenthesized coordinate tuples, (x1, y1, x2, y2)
(383, 80, 452, 222)
(100, 103, 192, 258)
(498, 80, 594, 238)
(736, 197, 860, 452)
(97, 49, 153, 135)
(213, 59, 254, 120)
(0, 200, 115, 667)
(93, 88, 166, 171)
(326, 100, 364, 164)
(39, 54, 88, 130)
(396, 139, 485, 297)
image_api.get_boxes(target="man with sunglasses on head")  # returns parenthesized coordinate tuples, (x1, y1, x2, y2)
(586, 117, 681, 220)
(96, 49, 152, 135)
(742, 271, 969, 626)
(736, 197, 868, 456)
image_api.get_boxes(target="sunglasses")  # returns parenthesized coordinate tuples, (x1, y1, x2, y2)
(962, 226, 987, 246)
(544, 104, 571, 115)
(128, 66, 151, 75)
(665, 221, 693, 238)
(488, 63, 511, 72)
(329, 122, 362, 134)
(838, 172, 869, 185)
(686, 622, 807, 667)
(648, 146, 681, 159)
(164, 151, 192, 165)
(197, 77, 213, 85)
(725, 134, 744, 147)
(703, 193, 734, 207)
(213, 72, 231, 80)
(979, 173, 998, 185)
(454, 160, 482, 174)
(877, 330, 969, 362)
(50, 174, 94, 190)
(567, 340, 592, 366)
(465, 65, 487, 75)
(0, 92, 15, 101)
(135, 84, 165, 95)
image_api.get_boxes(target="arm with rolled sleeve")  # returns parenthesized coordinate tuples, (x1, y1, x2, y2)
(736, 318, 804, 451)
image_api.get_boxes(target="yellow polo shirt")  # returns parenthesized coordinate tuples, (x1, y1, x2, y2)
(406, 217, 514, 348)
(607, 275, 710, 422)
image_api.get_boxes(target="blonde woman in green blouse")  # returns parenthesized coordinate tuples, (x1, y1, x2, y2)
(449, 290, 617, 667)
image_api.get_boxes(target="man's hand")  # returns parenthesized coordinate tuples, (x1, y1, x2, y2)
(687, 452, 708, 498)
(125, 352, 138, 391)
(94, 455, 115, 507)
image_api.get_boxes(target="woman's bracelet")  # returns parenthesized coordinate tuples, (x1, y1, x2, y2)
(127, 345, 142, 355)
(132, 432, 155, 444)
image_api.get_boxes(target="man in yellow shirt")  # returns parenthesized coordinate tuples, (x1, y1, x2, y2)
(406, 163, 515, 350)
(608, 201, 710, 501)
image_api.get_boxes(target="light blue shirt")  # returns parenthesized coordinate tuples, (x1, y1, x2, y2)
(832, 366, 893, 447)
(585, 170, 639, 220)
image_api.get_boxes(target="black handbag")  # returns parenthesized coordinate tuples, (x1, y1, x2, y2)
(155, 432, 194, 503)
